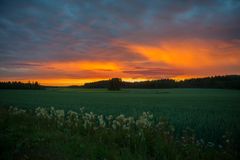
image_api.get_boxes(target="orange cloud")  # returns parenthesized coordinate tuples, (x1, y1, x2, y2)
(1, 39, 239, 86)
(127, 39, 240, 69)
(44, 61, 121, 72)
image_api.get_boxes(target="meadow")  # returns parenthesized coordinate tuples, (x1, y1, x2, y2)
(0, 88, 240, 159)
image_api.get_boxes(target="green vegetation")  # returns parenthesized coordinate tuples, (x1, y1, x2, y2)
(0, 88, 240, 159)
(0, 106, 238, 160)
(82, 75, 240, 89)
(108, 78, 122, 91)
(0, 81, 44, 90)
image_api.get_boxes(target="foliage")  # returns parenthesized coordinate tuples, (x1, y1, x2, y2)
(82, 75, 240, 89)
(0, 106, 239, 160)
(108, 78, 122, 91)
(0, 81, 44, 90)
(0, 88, 240, 148)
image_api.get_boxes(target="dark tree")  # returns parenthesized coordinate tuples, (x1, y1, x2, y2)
(108, 78, 122, 91)
(81, 75, 240, 90)
(83, 80, 109, 88)
(0, 81, 44, 90)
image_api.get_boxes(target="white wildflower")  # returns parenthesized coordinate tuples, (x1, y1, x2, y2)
(55, 109, 65, 126)
(98, 115, 106, 128)
(112, 123, 117, 130)
(9, 106, 26, 115)
(35, 107, 50, 119)
(107, 115, 113, 121)
(83, 112, 96, 129)
(112, 120, 121, 129)
(66, 110, 79, 127)
(136, 112, 153, 129)
(79, 107, 85, 113)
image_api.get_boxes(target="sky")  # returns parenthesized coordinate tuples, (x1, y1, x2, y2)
(0, 0, 240, 86)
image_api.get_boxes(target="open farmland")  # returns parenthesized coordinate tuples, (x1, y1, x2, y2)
(0, 88, 240, 143)
(1, 88, 240, 159)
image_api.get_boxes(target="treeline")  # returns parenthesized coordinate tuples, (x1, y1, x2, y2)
(0, 81, 44, 90)
(81, 80, 110, 88)
(82, 75, 240, 89)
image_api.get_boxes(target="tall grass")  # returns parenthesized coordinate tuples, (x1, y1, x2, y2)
(0, 106, 238, 160)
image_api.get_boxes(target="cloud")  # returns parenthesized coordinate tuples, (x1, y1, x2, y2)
(0, 0, 240, 85)
(126, 39, 240, 68)
(123, 68, 183, 78)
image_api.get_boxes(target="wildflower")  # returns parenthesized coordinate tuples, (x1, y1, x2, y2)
(107, 115, 113, 121)
(66, 110, 79, 127)
(112, 123, 117, 130)
(49, 107, 55, 117)
(83, 112, 97, 129)
(116, 114, 125, 122)
(98, 115, 106, 128)
(9, 106, 26, 115)
(123, 124, 130, 130)
(35, 107, 50, 119)
(55, 110, 65, 119)
(67, 110, 78, 119)
(79, 107, 85, 113)
(112, 120, 121, 129)
(136, 112, 153, 129)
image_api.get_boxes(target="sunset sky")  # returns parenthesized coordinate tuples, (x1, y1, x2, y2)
(0, 0, 240, 86)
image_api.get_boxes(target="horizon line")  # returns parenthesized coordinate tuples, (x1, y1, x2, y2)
(1, 74, 239, 87)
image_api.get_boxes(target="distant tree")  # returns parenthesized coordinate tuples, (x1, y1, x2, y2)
(81, 75, 240, 90)
(108, 78, 122, 91)
(0, 81, 44, 90)
(83, 80, 109, 88)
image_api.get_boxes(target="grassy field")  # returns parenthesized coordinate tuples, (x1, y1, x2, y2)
(0, 88, 240, 142)
(0, 88, 240, 159)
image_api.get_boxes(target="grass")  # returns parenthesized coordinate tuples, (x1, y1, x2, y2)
(0, 107, 238, 160)
(0, 88, 240, 159)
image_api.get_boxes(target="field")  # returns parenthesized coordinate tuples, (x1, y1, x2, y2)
(0, 88, 240, 159)
(1, 88, 240, 140)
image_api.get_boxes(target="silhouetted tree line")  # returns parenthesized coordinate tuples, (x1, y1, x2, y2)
(82, 75, 240, 90)
(178, 75, 240, 89)
(82, 80, 110, 88)
(81, 78, 122, 91)
(0, 81, 44, 90)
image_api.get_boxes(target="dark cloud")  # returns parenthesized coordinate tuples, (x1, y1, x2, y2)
(1, 0, 240, 60)
(3, 62, 43, 67)
(0, 0, 239, 82)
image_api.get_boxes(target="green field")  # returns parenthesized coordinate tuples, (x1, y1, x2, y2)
(0, 88, 240, 143)
(1, 88, 240, 159)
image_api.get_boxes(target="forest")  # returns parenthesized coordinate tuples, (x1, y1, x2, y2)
(82, 75, 240, 89)
(0, 81, 44, 89)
